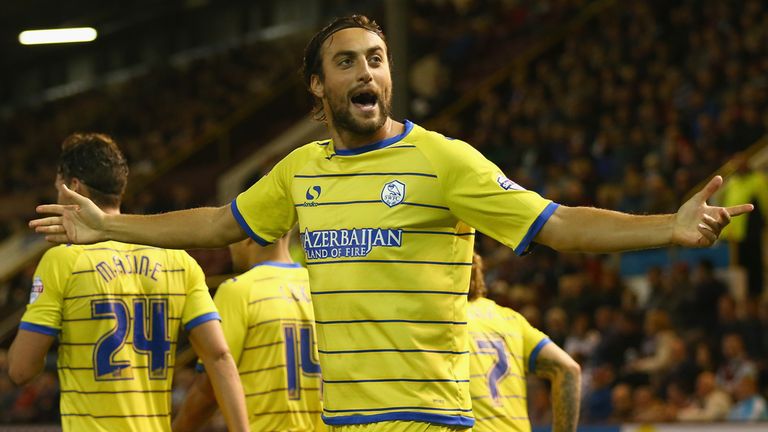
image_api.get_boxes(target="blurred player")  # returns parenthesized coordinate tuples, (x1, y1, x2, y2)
(8, 133, 248, 432)
(30, 15, 752, 431)
(468, 253, 580, 432)
(173, 231, 325, 431)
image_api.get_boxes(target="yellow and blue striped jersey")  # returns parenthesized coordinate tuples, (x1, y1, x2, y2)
(203, 261, 322, 430)
(233, 120, 557, 427)
(468, 297, 550, 432)
(19, 241, 219, 432)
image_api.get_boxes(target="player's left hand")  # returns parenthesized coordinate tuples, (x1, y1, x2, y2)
(29, 183, 107, 244)
(672, 175, 753, 248)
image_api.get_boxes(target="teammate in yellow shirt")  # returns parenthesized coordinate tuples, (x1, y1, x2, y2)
(468, 253, 580, 432)
(173, 231, 325, 431)
(31, 15, 751, 432)
(8, 133, 249, 432)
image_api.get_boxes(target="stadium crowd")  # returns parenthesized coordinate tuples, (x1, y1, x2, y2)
(2, 0, 768, 428)
(408, 0, 586, 119)
(466, 0, 768, 424)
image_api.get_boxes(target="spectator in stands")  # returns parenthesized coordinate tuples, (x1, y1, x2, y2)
(727, 374, 768, 421)
(715, 294, 744, 344)
(694, 341, 717, 373)
(631, 385, 667, 422)
(618, 168, 647, 215)
(591, 306, 615, 342)
(625, 309, 678, 382)
(593, 310, 643, 371)
(662, 381, 693, 422)
(594, 268, 625, 309)
(668, 263, 699, 329)
(555, 273, 595, 325)
(609, 383, 634, 423)
(691, 259, 728, 334)
(659, 337, 700, 397)
(641, 266, 665, 311)
(582, 362, 616, 423)
(544, 306, 569, 347)
(677, 371, 732, 421)
(716, 333, 758, 394)
(740, 300, 765, 360)
(564, 312, 600, 362)
(644, 269, 682, 317)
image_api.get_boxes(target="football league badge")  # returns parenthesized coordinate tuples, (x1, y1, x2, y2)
(496, 172, 524, 191)
(381, 180, 405, 207)
(30, 276, 44, 304)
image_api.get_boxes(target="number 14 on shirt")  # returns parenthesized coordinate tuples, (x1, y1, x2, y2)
(283, 323, 321, 400)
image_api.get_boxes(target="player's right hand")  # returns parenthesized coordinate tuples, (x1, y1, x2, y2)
(29, 183, 106, 244)
(671, 175, 753, 248)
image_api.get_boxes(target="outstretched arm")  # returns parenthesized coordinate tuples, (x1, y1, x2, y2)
(534, 343, 581, 432)
(30, 183, 246, 248)
(535, 176, 753, 253)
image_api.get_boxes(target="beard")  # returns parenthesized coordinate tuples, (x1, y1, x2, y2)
(326, 87, 392, 136)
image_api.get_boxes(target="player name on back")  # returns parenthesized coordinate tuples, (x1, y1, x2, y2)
(94, 254, 164, 283)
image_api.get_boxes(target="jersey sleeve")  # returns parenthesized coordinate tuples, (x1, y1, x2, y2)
(19, 246, 73, 336)
(210, 279, 249, 365)
(231, 147, 303, 246)
(180, 254, 220, 331)
(516, 312, 551, 374)
(424, 137, 558, 255)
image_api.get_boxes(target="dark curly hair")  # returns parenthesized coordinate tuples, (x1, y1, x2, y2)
(301, 15, 390, 121)
(58, 132, 129, 208)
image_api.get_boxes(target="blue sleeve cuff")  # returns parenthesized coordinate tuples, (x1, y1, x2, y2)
(184, 312, 221, 332)
(514, 202, 559, 256)
(19, 322, 59, 337)
(528, 337, 552, 373)
(195, 363, 206, 373)
(230, 199, 271, 246)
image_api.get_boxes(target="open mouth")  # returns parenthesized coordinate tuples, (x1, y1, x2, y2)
(351, 92, 378, 112)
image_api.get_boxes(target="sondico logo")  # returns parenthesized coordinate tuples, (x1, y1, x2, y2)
(302, 228, 403, 259)
(301, 185, 322, 207)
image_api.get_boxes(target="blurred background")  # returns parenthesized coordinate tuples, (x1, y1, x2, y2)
(1, 0, 768, 430)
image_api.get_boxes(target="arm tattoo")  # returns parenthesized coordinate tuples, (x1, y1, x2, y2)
(536, 356, 580, 432)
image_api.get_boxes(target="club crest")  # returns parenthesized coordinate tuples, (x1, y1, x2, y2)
(381, 180, 405, 207)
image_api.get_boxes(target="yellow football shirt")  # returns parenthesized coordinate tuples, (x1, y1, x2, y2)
(468, 298, 550, 432)
(201, 261, 322, 430)
(233, 120, 558, 427)
(19, 241, 219, 432)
